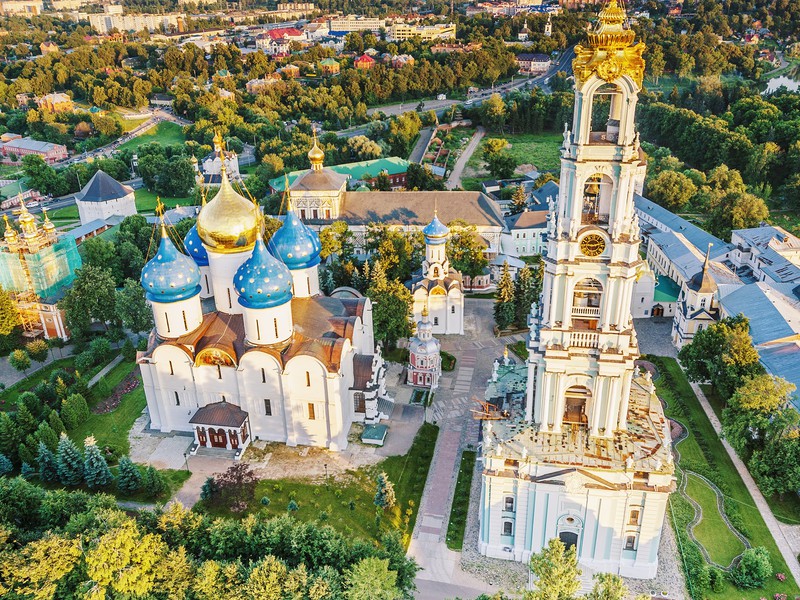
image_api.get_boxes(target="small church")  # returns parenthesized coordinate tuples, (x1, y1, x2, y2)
(138, 163, 391, 454)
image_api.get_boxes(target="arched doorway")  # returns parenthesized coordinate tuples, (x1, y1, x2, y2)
(563, 386, 591, 426)
(197, 427, 207, 447)
(559, 531, 578, 550)
(652, 304, 664, 317)
(209, 428, 227, 448)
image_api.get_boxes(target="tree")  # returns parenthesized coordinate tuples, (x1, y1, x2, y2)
(319, 221, 354, 261)
(524, 538, 581, 600)
(646, 171, 697, 212)
(37, 441, 59, 482)
(514, 266, 536, 329)
(5, 534, 82, 599)
(56, 433, 84, 486)
(482, 138, 508, 161)
(510, 185, 527, 214)
(344, 557, 399, 600)
(488, 152, 517, 180)
(585, 573, 628, 600)
(157, 156, 196, 197)
(482, 94, 507, 132)
(261, 154, 284, 179)
(494, 262, 516, 330)
(142, 465, 167, 499)
(59, 265, 118, 339)
(9, 349, 31, 374)
(730, 546, 771, 589)
(61, 393, 90, 431)
(0, 453, 12, 476)
(0, 285, 20, 337)
(647, 45, 666, 84)
(117, 456, 142, 494)
(447, 220, 489, 289)
(84, 436, 113, 489)
(116, 278, 154, 333)
(35, 421, 59, 451)
(211, 463, 258, 511)
(25, 339, 49, 364)
(373, 472, 396, 510)
(365, 261, 413, 349)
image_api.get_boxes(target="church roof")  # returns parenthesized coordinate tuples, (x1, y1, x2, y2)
(75, 170, 133, 203)
(269, 157, 411, 191)
(184, 225, 208, 267)
(291, 168, 349, 192)
(352, 353, 374, 390)
(505, 210, 548, 230)
(141, 226, 201, 303)
(269, 209, 322, 270)
(235, 236, 294, 309)
(307, 191, 505, 230)
(189, 401, 248, 427)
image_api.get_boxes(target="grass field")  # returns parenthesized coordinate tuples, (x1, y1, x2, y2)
(0, 355, 76, 408)
(685, 473, 746, 567)
(508, 340, 529, 360)
(651, 356, 799, 600)
(445, 450, 476, 550)
(199, 423, 439, 547)
(69, 359, 145, 457)
(461, 131, 562, 191)
(134, 188, 194, 213)
(116, 121, 186, 153)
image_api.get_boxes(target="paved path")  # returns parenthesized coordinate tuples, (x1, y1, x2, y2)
(446, 127, 485, 190)
(87, 354, 124, 387)
(408, 127, 435, 164)
(0, 345, 76, 388)
(690, 382, 800, 587)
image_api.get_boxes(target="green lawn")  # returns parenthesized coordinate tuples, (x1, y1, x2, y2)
(116, 121, 186, 153)
(467, 132, 563, 176)
(198, 423, 439, 547)
(69, 359, 145, 457)
(445, 450, 476, 550)
(0, 355, 76, 409)
(650, 356, 799, 600)
(134, 188, 193, 213)
(508, 340, 529, 361)
(685, 473, 745, 567)
(441, 351, 456, 371)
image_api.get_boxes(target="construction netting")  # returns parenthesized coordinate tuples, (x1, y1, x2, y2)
(0, 237, 82, 300)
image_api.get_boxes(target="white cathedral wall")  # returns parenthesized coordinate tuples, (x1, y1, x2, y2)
(198, 266, 214, 298)
(243, 301, 293, 345)
(289, 265, 320, 298)
(238, 352, 288, 443)
(360, 299, 375, 352)
(151, 295, 203, 339)
(76, 193, 136, 225)
(479, 474, 667, 578)
(207, 247, 253, 314)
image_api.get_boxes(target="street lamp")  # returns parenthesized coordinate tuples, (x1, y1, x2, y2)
(324, 463, 328, 484)
(183, 452, 189, 472)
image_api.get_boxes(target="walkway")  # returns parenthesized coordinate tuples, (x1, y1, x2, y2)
(690, 382, 800, 587)
(446, 127, 485, 190)
(87, 354, 124, 387)
(408, 127, 435, 164)
(0, 345, 75, 388)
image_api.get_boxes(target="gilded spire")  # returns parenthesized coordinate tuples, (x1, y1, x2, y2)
(213, 129, 224, 152)
(41, 206, 55, 233)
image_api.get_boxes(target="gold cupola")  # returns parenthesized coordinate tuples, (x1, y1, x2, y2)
(3, 214, 18, 245)
(196, 164, 260, 254)
(308, 129, 324, 172)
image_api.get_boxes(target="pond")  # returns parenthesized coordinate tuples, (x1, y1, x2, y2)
(763, 75, 800, 94)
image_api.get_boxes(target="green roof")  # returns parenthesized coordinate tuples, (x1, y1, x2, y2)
(320, 58, 339, 66)
(269, 156, 410, 191)
(653, 274, 681, 303)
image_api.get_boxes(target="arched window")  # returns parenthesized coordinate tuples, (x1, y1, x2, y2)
(433, 266, 440, 278)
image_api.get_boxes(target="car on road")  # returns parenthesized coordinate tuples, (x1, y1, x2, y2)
(437, 94, 447, 100)
(465, 99, 474, 106)
(26, 201, 39, 208)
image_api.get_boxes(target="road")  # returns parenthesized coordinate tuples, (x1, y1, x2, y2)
(445, 126, 485, 190)
(408, 127, 435, 163)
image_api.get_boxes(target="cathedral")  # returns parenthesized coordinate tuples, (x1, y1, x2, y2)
(138, 162, 390, 454)
(478, 1, 675, 578)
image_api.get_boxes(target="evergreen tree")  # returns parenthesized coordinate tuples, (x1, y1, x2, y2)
(142, 465, 166, 498)
(9, 349, 31, 373)
(37, 441, 58, 482)
(20, 461, 35, 479)
(36, 421, 59, 451)
(117, 456, 142, 495)
(14, 402, 38, 436)
(0, 452, 13, 476)
(514, 265, 536, 329)
(56, 433, 84, 486)
(61, 393, 90, 431)
(200, 476, 216, 501)
(20, 435, 38, 466)
(48, 410, 66, 435)
(84, 436, 113, 489)
(510, 185, 527, 214)
(0, 412, 22, 461)
(373, 472, 396, 510)
(494, 262, 516, 330)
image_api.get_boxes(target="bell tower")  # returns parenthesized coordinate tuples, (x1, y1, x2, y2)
(526, 0, 647, 438)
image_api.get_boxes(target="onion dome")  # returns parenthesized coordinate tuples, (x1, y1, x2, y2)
(196, 165, 260, 254)
(308, 130, 324, 171)
(269, 208, 322, 270)
(234, 234, 293, 309)
(141, 225, 201, 302)
(422, 211, 449, 245)
(183, 225, 208, 267)
(41, 208, 56, 234)
(3, 215, 18, 244)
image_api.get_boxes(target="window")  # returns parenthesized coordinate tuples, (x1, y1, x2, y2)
(264, 398, 272, 416)
(625, 535, 637, 551)
(256, 319, 261, 340)
(629, 509, 640, 526)
(308, 403, 316, 420)
(433, 267, 440, 278)
(300, 209, 306, 219)
(307, 277, 311, 295)
(217, 365, 222, 380)
(354, 392, 365, 413)
(169, 361, 174, 375)
(306, 371, 311, 386)
(165, 312, 171, 333)
(261, 368, 266, 383)
(227, 288, 232, 309)
(433, 317, 439, 326)
(504, 496, 515, 512)
(451, 305, 455, 314)
(174, 391, 180, 406)
(182, 310, 188, 330)
(274, 318, 279, 338)
(502, 521, 513, 536)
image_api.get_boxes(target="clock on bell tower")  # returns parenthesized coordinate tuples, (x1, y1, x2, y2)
(525, 0, 648, 438)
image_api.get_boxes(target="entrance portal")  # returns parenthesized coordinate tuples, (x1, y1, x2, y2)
(209, 428, 227, 448)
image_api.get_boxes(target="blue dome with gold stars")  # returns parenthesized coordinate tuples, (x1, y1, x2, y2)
(268, 210, 322, 270)
(422, 212, 449, 245)
(183, 225, 208, 267)
(141, 226, 201, 302)
(234, 236, 293, 309)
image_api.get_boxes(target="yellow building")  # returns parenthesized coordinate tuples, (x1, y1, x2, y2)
(36, 93, 73, 114)
(388, 23, 456, 42)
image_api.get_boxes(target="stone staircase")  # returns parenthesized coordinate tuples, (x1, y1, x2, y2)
(377, 396, 395, 420)
(194, 446, 238, 460)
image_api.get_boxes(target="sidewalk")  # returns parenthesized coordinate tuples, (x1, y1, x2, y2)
(690, 382, 800, 588)
(446, 127, 485, 190)
(0, 344, 76, 388)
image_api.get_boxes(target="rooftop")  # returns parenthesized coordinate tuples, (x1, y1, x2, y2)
(270, 157, 411, 191)
(75, 170, 133, 203)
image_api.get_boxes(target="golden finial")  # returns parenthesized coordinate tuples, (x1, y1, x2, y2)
(308, 127, 325, 170)
(283, 174, 292, 211)
(422, 305, 429, 318)
(213, 129, 224, 151)
(155, 197, 166, 218)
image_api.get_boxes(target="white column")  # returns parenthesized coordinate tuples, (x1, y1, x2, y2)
(617, 370, 634, 430)
(539, 372, 552, 432)
(604, 377, 621, 436)
(551, 373, 565, 433)
(590, 375, 605, 437)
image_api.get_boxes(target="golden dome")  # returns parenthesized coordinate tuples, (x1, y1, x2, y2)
(42, 207, 56, 233)
(308, 129, 324, 171)
(196, 166, 260, 254)
(3, 214, 18, 242)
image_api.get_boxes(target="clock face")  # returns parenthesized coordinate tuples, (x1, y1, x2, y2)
(580, 234, 606, 257)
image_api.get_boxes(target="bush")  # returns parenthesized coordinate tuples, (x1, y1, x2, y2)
(88, 337, 112, 364)
(60, 394, 90, 431)
(25, 339, 49, 363)
(260, 496, 270, 506)
(708, 566, 725, 592)
(288, 499, 299, 512)
(9, 349, 31, 373)
(122, 339, 136, 361)
(141, 465, 167, 499)
(731, 546, 772, 589)
(200, 476, 217, 501)
(74, 351, 94, 374)
(117, 456, 142, 494)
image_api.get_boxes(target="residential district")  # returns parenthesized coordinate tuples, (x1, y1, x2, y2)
(0, 0, 800, 599)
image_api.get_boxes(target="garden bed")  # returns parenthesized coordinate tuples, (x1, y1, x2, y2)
(445, 450, 476, 550)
